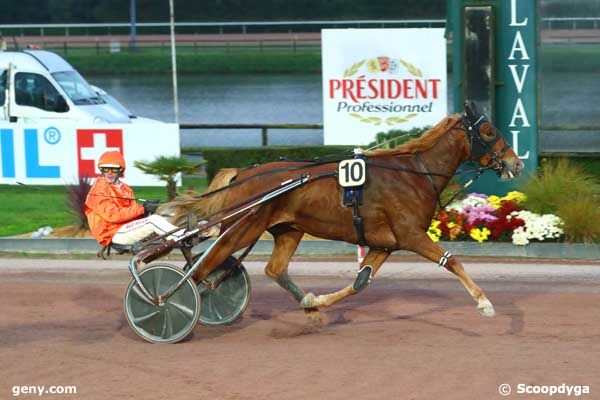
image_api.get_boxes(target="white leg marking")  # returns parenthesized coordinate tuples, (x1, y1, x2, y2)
(477, 298, 496, 317)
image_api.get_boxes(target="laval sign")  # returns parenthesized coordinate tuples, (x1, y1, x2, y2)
(322, 29, 448, 145)
(449, 0, 538, 193)
(503, 0, 537, 165)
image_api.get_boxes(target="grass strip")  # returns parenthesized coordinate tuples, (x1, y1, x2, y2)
(0, 176, 207, 237)
(48, 43, 600, 75)
(62, 50, 322, 74)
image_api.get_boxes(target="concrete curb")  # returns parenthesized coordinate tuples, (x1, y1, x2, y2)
(0, 237, 598, 260)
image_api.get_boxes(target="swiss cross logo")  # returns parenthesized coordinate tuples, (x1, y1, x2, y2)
(77, 129, 124, 177)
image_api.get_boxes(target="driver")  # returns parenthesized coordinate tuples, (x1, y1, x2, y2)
(85, 150, 186, 247)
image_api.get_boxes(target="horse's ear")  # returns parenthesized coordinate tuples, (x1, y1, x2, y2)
(464, 101, 477, 120)
(464, 101, 484, 122)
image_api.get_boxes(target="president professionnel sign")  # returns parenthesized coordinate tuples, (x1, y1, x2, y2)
(322, 29, 447, 145)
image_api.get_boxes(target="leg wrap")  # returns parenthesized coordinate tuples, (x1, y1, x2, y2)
(438, 251, 452, 268)
(276, 272, 306, 302)
(352, 265, 373, 292)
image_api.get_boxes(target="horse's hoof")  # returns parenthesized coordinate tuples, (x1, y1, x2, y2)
(477, 299, 495, 317)
(301, 293, 317, 309)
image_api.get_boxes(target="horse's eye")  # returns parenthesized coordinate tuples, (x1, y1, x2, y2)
(479, 123, 497, 141)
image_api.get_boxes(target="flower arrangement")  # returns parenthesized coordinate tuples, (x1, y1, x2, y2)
(427, 191, 564, 245)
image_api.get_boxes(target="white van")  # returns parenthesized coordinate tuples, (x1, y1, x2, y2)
(0, 50, 179, 185)
(0, 50, 141, 123)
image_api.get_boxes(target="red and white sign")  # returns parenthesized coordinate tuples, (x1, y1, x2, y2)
(77, 129, 124, 178)
(322, 29, 447, 145)
(0, 121, 179, 186)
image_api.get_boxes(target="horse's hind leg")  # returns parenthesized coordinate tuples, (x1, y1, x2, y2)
(301, 249, 390, 309)
(193, 209, 270, 282)
(408, 235, 495, 317)
(264, 227, 306, 302)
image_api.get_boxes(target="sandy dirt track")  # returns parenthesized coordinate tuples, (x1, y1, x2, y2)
(1, 259, 599, 400)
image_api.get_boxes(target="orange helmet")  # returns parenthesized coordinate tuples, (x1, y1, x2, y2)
(97, 151, 125, 171)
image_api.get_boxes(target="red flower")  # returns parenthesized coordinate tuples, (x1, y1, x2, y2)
(433, 198, 525, 242)
(497, 200, 522, 216)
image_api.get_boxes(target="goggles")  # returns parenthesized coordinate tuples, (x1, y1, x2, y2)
(100, 167, 123, 174)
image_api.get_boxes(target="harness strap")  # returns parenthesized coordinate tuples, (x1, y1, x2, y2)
(414, 153, 444, 210)
(352, 194, 368, 247)
(193, 161, 336, 201)
(367, 160, 454, 178)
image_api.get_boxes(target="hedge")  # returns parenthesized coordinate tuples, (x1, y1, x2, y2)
(184, 146, 355, 180)
(184, 146, 600, 183)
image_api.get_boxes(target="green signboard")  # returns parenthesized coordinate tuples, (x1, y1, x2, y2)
(448, 0, 538, 194)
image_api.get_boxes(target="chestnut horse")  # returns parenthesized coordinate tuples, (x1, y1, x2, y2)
(161, 103, 523, 317)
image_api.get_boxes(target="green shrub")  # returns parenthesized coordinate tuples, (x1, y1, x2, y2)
(540, 155, 600, 177)
(557, 194, 600, 243)
(184, 146, 354, 180)
(518, 158, 600, 242)
(519, 158, 599, 214)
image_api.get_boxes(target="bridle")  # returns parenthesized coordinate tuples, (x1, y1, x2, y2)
(410, 107, 512, 210)
(459, 110, 511, 173)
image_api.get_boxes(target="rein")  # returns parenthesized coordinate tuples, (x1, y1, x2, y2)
(367, 156, 488, 210)
(364, 119, 490, 210)
(185, 116, 492, 212)
(190, 159, 348, 200)
(190, 152, 487, 215)
(188, 130, 424, 201)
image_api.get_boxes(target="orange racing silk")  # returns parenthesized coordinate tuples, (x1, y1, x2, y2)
(84, 178, 145, 246)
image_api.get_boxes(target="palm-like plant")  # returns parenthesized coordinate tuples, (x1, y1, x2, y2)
(134, 156, 201, 200)
(65, 176, 92, 229)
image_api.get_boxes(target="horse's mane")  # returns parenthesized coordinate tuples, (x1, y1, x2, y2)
(365, 114, 461, 157)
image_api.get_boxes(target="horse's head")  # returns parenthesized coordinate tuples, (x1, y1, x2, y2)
(461, 101, 524, 179)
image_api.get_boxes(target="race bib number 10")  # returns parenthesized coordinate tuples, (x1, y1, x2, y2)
(338, 159, 366, 187)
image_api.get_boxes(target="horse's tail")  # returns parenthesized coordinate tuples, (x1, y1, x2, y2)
(158, 168, 239, 226)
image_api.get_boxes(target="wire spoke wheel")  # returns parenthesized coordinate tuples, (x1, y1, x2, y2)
(198, 256, 251, 326)
(124, 264, 200, 343)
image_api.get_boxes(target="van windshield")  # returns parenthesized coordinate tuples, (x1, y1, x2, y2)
(52, 71, 105, 105)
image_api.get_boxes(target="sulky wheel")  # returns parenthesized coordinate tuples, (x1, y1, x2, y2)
(198, 256, 251, 326)
(124, 263, 201, 344)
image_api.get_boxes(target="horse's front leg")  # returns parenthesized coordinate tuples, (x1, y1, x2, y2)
(408, 234, 495, 317)
(301, 249, 390, 309)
